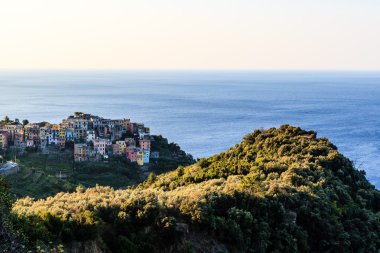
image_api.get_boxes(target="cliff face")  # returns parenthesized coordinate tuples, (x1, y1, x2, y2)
(12, 125, 380, 252)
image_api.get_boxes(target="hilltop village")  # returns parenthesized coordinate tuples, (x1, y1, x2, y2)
(0, 112, 157, 166)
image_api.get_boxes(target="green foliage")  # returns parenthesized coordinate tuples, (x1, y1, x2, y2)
(22, 119, 29, 126)
(25, 146, 39, 153)
(0, 177, 29, 252)
(11, 125, 380, 252)
(0, 116, 16, 126)
(0, 177, 12, 218)
(150, 135, 195, 172)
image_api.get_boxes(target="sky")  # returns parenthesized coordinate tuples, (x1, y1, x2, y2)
(0, 0, 379, 70)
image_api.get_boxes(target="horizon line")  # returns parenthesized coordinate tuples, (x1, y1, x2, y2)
(1, 68, 380, 73)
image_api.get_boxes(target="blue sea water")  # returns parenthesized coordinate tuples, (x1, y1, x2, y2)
(0, 70, 379, 188)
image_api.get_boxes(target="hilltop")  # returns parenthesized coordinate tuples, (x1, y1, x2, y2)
(7, 125, 380, 252)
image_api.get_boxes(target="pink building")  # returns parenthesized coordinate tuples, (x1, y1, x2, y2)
(94, 138, 108, 155)
(14, 132, 24, 146)
(74, 144, 87, 162)
(25, 126, 39, 141)
(126, 147, 137, 162)
(139, 139, 151, 151)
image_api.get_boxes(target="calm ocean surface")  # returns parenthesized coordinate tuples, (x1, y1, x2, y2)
(0, 71, 379, 188)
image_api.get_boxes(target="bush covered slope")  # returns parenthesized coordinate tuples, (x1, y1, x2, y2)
(12, 125, 380, 252)
(0, 178, 28, 252)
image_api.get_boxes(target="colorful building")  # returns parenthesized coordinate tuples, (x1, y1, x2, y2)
(0, 131, 9, 150)
(49, 125, 60, 145)
(26, 140, 35, 147)
(1, 125, 17, 142)
(125, 138, 136, 147)
(86, 130, 95, 143)
(143, 150, 150, 164)
(139, 139, 151, 151)
(65, 128, 75, 142)
(59, 128, 66, 149)
(94, 138, 108, 155)
(14, 132, 24, 147)
(112, 144, 121, 156)
(126, 147, 137, 162)
(1, 113, 154, 165)
(69, 118, 89, 130)
(116, 140, 127, 154)
(74, 143, 87, 162)
(75, 129, 87, 142)
(59, 128, 66, 140)
(136, 150, 144, 166)
(39, 127, 50, 143)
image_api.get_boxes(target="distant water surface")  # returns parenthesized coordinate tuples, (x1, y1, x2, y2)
(0, 70, 379, 188)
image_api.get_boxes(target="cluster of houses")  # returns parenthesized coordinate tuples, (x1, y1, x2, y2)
(0, 113, 158, 166)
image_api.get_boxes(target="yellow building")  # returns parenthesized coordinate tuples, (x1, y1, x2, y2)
(51, 124, 60, 131)
(116, 140, 127, 154)
(136, 150, 144, 166)
(59, 128, 66, 139)
(59, 128, 66, 149)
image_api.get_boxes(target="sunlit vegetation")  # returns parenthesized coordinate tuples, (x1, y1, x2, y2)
(8, 125, 380, 252)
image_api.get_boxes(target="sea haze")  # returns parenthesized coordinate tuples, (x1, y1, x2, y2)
(0, 70, 379, 188)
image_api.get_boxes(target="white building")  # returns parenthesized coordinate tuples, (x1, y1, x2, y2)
(94, 138, 109, 156)
(68, 118, 89, 130)
(26, 140, 35, 147)
(86, 130, 95, 143)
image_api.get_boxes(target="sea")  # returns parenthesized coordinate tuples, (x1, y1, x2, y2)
(0, 70, 379, 188)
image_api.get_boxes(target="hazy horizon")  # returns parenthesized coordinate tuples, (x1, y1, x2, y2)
(1, 1, 379, 70)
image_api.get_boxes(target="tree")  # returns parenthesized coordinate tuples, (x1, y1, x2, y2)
(74, 112, 84, 117)
(22, 119, 29, 126)
(0, 177, 26, 251)
(146, 172, 157, 184)
(4, 116, 10, 123)
(0, 178, 12, 216)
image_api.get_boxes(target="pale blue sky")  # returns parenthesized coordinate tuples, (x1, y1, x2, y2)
(0, 0, 379, 70)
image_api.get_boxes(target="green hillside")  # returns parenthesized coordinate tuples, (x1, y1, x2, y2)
(4, 135, 194, 199)
(9, 125, 380, 252)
